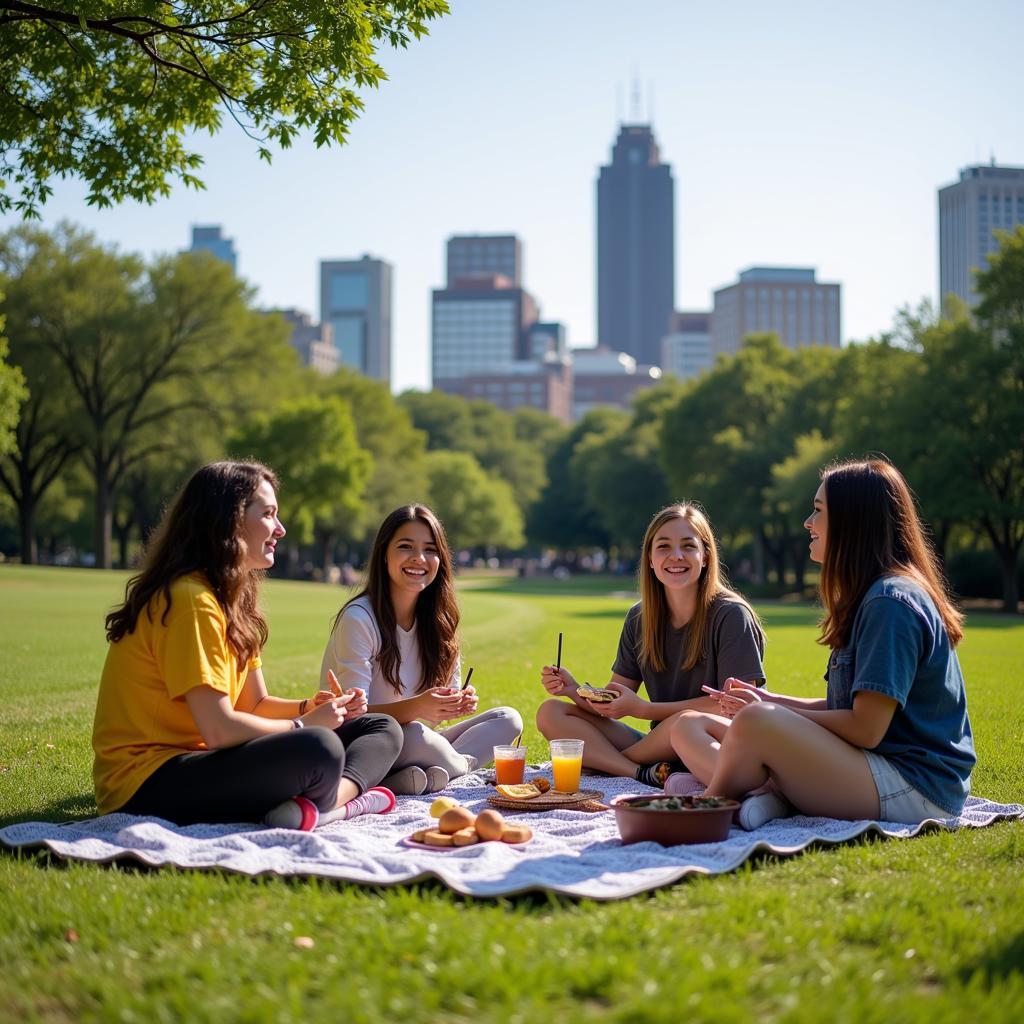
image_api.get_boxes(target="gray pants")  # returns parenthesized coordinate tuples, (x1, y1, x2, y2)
(392, 706, 523, 778)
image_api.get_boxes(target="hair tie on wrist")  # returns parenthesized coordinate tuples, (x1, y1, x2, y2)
(300, 698, 308, 715)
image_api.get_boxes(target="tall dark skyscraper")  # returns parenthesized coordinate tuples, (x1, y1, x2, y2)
(597, 123, 675, 366)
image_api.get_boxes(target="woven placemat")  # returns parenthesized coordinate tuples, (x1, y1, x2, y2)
(486, 788, 608, 813)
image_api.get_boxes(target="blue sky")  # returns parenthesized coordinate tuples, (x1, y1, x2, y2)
(7, 1, 1023, 392)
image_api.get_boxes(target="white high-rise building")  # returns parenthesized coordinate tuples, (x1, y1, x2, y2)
(939, 163, 1024, 311)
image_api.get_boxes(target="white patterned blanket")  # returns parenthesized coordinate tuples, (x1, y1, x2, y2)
(2, 770, 1020, 900)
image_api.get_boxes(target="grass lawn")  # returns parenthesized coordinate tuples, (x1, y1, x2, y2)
(1, 564, 1022, 1023)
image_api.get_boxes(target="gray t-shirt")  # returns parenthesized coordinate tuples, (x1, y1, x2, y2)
(611, 596, 766, 707)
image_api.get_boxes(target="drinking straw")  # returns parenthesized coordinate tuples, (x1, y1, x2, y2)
(514, 732, 522, 748)
(461, 666, 474, 692)
(556, 632, 563, 670)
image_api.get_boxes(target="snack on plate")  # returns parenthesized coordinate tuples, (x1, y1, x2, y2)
(452, 827, 480, 846)
(532, 777, 551, 793)
(438, 806, 475, 834)
(495, 783, 543, 800)
(411, 828, 430, 843)
(474, 809, 505, 841)
(501, 824, 533, 844)
(579, 683, 616, 703)
(422, 830, 455, 847)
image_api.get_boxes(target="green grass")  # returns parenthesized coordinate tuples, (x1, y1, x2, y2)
(1, 565, 1022, 1023)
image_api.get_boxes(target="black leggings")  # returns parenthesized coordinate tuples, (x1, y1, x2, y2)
(121, 714, 403, 826)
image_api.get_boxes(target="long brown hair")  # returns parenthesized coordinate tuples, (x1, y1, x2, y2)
(637, 502, 763, 672)
(105, 461, 277, 669)
(336, 504, 460, 693)
(817, 458, 963, 649)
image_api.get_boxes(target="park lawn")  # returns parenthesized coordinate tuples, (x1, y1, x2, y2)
(0, 565, 1021, 1023)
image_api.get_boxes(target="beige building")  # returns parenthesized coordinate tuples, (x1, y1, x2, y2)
(711, 267, 841, 359)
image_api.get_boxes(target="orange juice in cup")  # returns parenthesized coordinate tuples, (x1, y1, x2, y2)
(550, 739, 584, 793)
(493, 744, 526, 785)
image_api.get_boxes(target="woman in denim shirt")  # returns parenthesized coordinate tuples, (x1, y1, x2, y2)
(671, 458, 974, 830)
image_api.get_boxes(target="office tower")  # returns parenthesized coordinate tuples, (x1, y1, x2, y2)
(447, 235, 522, 286)
(939, 163, 1024, 310)
(189, 225, 236, 272)
(272, 309, 338, 375)
(710, 267, 841, 358)
(661, 311, 712, 380)
(596, 123, 675, 366)
(431, 271, 538, 387)
(571, 346, 662, 421)
(319, 255, 392, 384)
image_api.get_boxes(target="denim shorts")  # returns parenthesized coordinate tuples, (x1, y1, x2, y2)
(863, 750, 952, 823)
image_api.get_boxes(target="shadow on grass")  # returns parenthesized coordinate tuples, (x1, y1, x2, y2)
(957, 930, 1024, 987)
(0, 793, 97, 829)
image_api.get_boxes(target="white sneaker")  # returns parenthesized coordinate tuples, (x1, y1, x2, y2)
(383, 766, 428, 795)
(736, 790, 793, 831)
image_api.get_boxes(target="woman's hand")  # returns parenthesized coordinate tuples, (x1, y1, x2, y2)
(302, 691, 353, 730)
(541, 665, 578, 697)
(585, 681, 645, 720)
(415, 686, 465, 725)
(343, 687, 367, 719)
(701, 678, 765, 719)
(456, 684, 479, 716)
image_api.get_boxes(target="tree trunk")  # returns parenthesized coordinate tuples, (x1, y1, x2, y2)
(999, 553, 1020, 614)
(18, 494, 38, 565)
(94, 464, 113, 569)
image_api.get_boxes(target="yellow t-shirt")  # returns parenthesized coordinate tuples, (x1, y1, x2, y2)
(92, 573, 260, 814)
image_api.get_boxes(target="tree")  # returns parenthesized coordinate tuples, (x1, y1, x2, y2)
(318, 369, 427, 550)
(0, 1, 450, 215)
(0, 223, 300, 567)
(422, 450, 523, 552)
(399, 389, 549, 515)
(0, 313, 26, 459)
(527, 407, 627, 551)
(230, 396, 372, 573)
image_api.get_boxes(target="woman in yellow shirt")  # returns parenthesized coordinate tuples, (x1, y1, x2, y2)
(92, 460, 403, 830)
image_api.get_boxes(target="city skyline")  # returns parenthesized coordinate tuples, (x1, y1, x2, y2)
(4, 1, 1021, 393)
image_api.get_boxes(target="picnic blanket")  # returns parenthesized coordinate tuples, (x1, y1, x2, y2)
(2, 770, 1020, 900)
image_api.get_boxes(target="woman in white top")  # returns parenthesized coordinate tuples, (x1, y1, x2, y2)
(320, 504, 523, 795)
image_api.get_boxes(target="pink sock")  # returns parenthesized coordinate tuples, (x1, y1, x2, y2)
(320, 786, 396, 825)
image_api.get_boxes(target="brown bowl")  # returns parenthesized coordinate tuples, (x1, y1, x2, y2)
(611, 794, 740, 845)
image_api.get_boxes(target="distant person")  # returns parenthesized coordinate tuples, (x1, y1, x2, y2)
(320, 505, 523, 795)
(672, 459, 975, 830)
(93, 461, 403, 831)
(536, 502, 766, 786)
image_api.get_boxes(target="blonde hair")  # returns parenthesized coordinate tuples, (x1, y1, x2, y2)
(637, 502, 763, 672)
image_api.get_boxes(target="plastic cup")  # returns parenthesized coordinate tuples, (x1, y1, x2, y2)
(493, 744, 526, 785)
(549, 738, 584, 793)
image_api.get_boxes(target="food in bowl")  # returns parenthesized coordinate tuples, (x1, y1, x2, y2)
(611, 793, 739, 845)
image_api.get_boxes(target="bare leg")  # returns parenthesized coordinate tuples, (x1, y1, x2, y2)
(705, 703, 880, 820)
(536, 699, 646, 776)
(334, 779, 359, 807)
(669, 710, 732, 783)
(619, 715, 685, 765)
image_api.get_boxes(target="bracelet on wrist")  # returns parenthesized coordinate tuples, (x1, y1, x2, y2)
(299, 698, 308, 715)
(291, 718, 304, 730)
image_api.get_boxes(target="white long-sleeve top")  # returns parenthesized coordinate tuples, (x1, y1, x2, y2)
(319, 595, 460, 704)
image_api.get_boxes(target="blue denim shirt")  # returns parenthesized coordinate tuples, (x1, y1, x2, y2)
(825, 575, 975, 815)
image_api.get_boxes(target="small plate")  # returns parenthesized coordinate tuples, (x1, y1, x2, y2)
(400, 834, 531, 852)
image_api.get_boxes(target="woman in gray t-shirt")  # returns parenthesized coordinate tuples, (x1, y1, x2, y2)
(536, 502, 765, 787)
